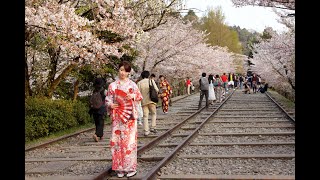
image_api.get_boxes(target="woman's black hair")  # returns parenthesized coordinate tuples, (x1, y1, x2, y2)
(93, 77, 105, 91)
(208, 74, 214, 82)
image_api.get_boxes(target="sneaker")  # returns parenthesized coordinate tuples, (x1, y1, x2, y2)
(126, 171, 137, 177)
(93, 134, 99, 142)
(117, 172, 124, 178)
(144, 131, 150, 136)
(150, 129, 157, 133)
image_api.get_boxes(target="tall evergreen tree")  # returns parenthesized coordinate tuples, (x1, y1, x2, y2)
(199, 7, 242, 54)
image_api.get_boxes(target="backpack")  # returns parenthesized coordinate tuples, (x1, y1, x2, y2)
(149, 80, 159, 103)
(199, 77, 209, 90)
(213, 79, 221, 87)
(89, 87, 104, 109)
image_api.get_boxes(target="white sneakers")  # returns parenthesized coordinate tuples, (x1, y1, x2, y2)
(117, 172, 124, 178)
(126, 171, 137, 177)
(144, 131, 150, 136)
(117, 171, 137, 178)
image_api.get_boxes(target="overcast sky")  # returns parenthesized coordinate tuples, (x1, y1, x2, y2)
(184, 0, 289, 33)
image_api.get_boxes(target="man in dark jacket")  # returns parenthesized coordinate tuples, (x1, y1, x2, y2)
(198, 73, 209, 109)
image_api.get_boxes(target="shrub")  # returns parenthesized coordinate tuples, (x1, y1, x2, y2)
(25, 97, 92, 142)
(73, 100, 92, 125)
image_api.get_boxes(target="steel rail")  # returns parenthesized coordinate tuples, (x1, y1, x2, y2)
(141, 90, 236, 180)
(25, 127, 95, 152)
(25, 94, 192, 152)
(141, 89, 294, 180)
(265, 91, 295, 123)
(92, 95, 206, 180)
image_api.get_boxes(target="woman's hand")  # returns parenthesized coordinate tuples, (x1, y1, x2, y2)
(126, 94, 135, 100)
(111, 103, 119, 109)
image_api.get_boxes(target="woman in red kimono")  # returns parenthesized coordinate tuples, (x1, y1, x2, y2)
(159, 75, 172, 114)
(105, 61, 143, 178)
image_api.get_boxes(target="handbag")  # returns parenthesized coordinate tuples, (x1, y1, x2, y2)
(149, 80, 159, 103)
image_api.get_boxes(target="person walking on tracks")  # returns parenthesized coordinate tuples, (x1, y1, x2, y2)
(198, 72, 209, 109)
(89, 77, 107, 142)
(221, 72, 229, 94)
(186, 77, 191, 95)
(137, 71, 159, 136)
(252, 73, 259, 93)
(214, 74, 223, 103)
(159, 75, 172, 114)
(105, 61, 143, 178)
(208, 74, 216, 105)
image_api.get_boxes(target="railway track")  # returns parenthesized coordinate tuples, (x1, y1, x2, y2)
(25, 92, 229, 180)
(25, 89, 295, 180)
(101, 90, 294, 180)
(154, 90, 295, 180)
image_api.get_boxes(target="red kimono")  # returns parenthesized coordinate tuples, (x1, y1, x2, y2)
(105, 78, 143, 172)
(160, 80, 172, 113)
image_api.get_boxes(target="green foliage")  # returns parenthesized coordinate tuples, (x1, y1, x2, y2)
(199, 7, 242, 54)
(26, 0, 47, 8)
(25, 97, 92, 142)
(53, 80, 74, 100)
(73, 99, 92, 125)
(230, 26, 260, 57)
(25, 116, 49, 142)
(170, 79, 188, 96)
(97, 30, 125, 43)
(70, 64, 96, 94)
(27, 32, 50, 52)
(261, 28, 273, 39)
(75, 3, 98, 20)
(75, 5, 91, 16)
(183, 10, 199, 26)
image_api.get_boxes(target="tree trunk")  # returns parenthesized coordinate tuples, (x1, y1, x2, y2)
(47, 46, 60, 90)
(25, 51, 33, 97)
(47, 63, 77, 98)
(73, 79, 79, 101)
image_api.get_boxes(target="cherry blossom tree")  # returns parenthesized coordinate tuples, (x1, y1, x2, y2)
(231, 0, 295, 19)
(250, 28, 295, 100)
(126, 0, 186, 31)
(231, 0, 295, 11)
(134, 17, 238, 87)
(25, 0, 138, 97)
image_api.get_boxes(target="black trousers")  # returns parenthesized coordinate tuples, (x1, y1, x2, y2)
(198, 90, 209, 109)
(93, 113, 104, 137)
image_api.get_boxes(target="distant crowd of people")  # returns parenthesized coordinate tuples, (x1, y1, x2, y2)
(197, 72, 269, 109)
